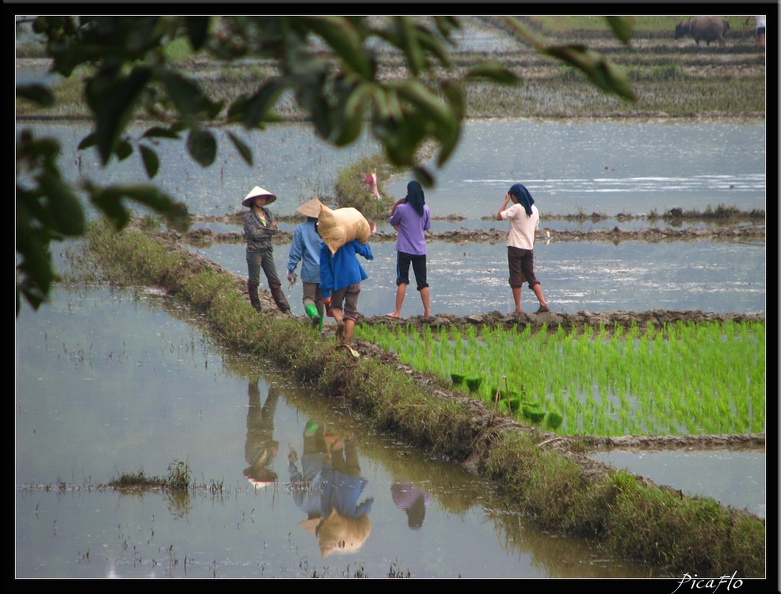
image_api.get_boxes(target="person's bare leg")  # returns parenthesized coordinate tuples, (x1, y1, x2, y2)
(333, 308, 345, 340)
(512, 286, 522, 313)
(342, 318, 356, 345)
(420, 286, 431, 317)
(532, 283, 549, 311)
(388, 283, 406, 317)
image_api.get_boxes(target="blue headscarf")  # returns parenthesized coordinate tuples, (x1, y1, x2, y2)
(405, 181, 426, 217)
(508, 183, 534, 217)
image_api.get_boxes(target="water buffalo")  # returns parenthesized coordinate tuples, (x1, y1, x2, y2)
(674, 16, 730, 46)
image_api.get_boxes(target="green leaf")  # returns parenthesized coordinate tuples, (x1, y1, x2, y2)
(392, 80, 451, 128)
(77, 132, 98, 150)
(185, 16, 210, 50)
(605, 16, 633, 45)
(464, 63, 521, 85)
(16, 84, 55, 107)
(89, 183, 189, 232)
(139, 144, 160, 178)
(227, 132, 253, 166)
(186, 128, 216, 167)
(39, 173, 85, 236)
(241, 79, 288, 128)
(141, 126, 183, 140)
(303, 16, 372, 79)
(87, 66, 152, 165)
(116, 139, 133, 161)
(397, 16, 426, 76)
(412, 165, 435, 188)
(332, 84, 369, 146)
(160, 69, 220, 120)
(544, 44, 636, 101)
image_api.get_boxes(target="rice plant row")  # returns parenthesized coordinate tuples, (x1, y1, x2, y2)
(354, 321, 765, 437)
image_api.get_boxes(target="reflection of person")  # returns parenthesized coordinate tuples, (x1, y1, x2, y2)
(243, 186, 291, 314)
(387, 181, 431, 318)
(315, 436, 374, 557)
(288, 420, 329, 530)
(496, 183, 550, 314)
(243, 378, 280, 487)
(287, 198, 325, 330)
(318, 235, 374, 348)
(391, 482, 430, 530)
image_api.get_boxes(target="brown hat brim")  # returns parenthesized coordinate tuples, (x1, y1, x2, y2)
(295, 198, 323, 218)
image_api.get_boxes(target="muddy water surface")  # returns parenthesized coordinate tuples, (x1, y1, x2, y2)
(18, 285, 676, 579)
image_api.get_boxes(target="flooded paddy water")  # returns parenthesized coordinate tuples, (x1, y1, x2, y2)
(15, 118, 766, 578)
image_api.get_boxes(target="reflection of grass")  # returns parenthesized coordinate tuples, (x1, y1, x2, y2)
(356, 321, 765, 437)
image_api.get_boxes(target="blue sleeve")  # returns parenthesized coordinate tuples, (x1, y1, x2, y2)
(424, 207, 431, 232)
(355, 241, 374, 261)
(287, 228, 303, 275)
(356, 497, 374, 516)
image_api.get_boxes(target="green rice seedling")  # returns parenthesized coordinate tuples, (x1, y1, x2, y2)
(525, 407, 546, 424)
(545, 410, 564, 430)
(451, 372, 466, 385)
(465, 376, 483, 393)
(499, 397, 523, 415)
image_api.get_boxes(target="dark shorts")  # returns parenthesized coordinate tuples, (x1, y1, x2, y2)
(757, 26, 766, 35)
(507, 246, 538, 289)
(396, 252, 428, 291)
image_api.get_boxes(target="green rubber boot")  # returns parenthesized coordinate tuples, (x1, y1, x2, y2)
(305, 303, 321, 326)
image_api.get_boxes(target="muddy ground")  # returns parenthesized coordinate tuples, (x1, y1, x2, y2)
(182, 217, 766, 247)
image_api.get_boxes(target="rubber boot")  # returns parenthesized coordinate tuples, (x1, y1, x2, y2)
(269, 280, 291, 313)
(305, 303, 321, 327)
(247, 281, 262, 312)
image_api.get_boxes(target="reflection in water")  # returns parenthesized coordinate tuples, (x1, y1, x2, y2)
(391, 482, 430, 530)
(311, 433, 374, 557)
(285, 412, 375, 558)
(288, 419, 329, 534)
(244, 378, 280, 487)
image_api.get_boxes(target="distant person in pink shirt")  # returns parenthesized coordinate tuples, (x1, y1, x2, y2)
(387, 181, 432, 318)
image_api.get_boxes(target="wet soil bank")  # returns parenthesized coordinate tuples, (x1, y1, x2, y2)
(181, 221, 766, 247)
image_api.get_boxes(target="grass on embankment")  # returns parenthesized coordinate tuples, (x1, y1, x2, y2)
(83, 218, 765, 578)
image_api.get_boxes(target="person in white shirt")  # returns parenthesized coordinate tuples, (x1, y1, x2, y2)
(496, 183, 550, 314)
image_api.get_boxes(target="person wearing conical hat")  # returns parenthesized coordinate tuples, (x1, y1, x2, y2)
(286, 198, 326, 330)
(242, 186, 291, 314)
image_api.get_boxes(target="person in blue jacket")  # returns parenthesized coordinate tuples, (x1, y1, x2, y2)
(318, 233, 374, 348)
(287, 198, 325, 330)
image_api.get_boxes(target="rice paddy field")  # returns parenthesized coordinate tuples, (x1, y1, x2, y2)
(354, 320, 765, 437)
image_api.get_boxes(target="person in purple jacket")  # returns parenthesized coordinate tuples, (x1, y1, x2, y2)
(387, 180, 432, 318)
